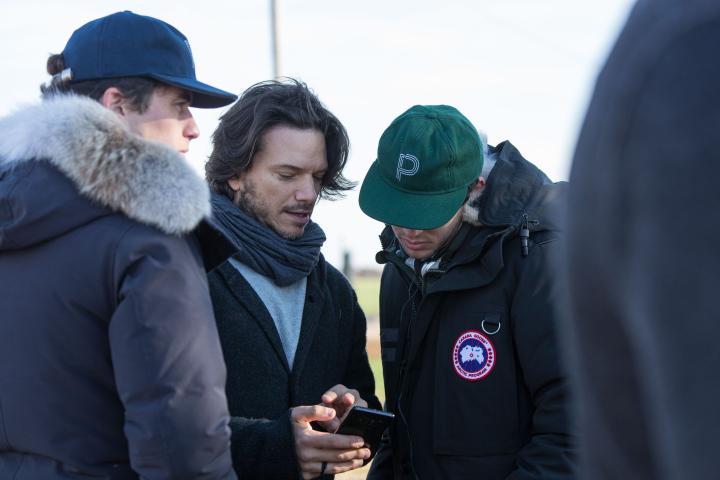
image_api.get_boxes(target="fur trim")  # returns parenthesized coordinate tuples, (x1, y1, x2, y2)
(462, 188, 482, 226)
(461, 139, 491, 227)
(0, 95, 209, 235)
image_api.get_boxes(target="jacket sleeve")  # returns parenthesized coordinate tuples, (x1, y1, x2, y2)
(366, 265, 401, 480)
(109, 225, 236, 480)
(506, 239, 575, 480)
(228, 411, 301, 480)
(366, 427, 395, 479)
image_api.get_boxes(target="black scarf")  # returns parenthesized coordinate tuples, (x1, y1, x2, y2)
(210, 192, 326, 286)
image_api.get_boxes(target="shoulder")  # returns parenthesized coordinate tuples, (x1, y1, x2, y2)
(206, 261, 250, 305)
(114, 221, 204, 273)
(502, 232, 563, 291)
(319, 256, 355, 294)
(380, 260, 405, 284)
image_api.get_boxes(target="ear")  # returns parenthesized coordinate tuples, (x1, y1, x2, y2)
(227, 175, 243, 192)
(100, 87, 127, 117)
(462, 177, 486, 226)
(470, 176, 486, 193)
(466, 176, 486, 207)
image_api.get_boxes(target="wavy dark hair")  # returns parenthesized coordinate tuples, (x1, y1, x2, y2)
(40, 53, 159, 113)
(206, 78, 354, 200)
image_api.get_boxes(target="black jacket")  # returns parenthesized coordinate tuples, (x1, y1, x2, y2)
(368, 142, 574, 480)
(0, 96, 235, 479)
(208, 256, 381, 479)
(566, 0, 720, 478)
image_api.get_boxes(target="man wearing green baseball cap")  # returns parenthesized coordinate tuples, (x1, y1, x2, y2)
(359, 105, 574, 479)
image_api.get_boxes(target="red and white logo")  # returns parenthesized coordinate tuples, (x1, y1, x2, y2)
(452, 330, 495, 381)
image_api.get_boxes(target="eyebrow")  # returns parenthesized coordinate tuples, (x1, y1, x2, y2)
(273, 164, 326, 174)
(176, 90, 193, 103)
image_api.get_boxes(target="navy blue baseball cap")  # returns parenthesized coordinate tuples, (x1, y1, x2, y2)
(61, 11, 237, 108)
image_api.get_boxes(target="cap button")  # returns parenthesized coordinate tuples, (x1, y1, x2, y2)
(425, 112, 438, 119)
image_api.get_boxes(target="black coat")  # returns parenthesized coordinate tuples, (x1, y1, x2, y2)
(208, 256, 381, 479)
(368, 142, 574, 480)
(566, 0, 720, 478)
(0, 96, 234, 479)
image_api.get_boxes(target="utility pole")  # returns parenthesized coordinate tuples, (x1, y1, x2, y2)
(270, 0, 281, 79)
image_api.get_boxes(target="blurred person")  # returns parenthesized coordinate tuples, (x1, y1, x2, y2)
(359, 105, 574, 479)
(0, 11, 238, 479)
(205, 78, 381, 479)
(566, 0, 720, 478)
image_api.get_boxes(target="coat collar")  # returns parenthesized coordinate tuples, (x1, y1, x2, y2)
(216, 255, 328, 377)
(217, 261, 291, 372)
(0, 95, 209, 235)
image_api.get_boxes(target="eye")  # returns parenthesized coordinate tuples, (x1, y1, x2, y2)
(175, 100, 191, 113)
(277, 173, 294, 181)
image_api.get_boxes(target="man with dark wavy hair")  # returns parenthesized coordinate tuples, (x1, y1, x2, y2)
(205, 78, 380, 480)
(0, 11, 237, 479)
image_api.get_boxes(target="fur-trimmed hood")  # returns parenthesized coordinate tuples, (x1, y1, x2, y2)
(0, 95, 210, 249)
(462, 141, 567, 234)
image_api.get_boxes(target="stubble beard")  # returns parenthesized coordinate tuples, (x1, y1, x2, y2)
(233, 181, 305, 240)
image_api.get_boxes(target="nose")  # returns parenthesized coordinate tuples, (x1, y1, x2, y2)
(184, 114, 200, 141)
(295, 175, 319, 203)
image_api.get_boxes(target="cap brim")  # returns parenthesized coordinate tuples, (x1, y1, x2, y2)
(150, 73, 237, 108)
(359, 160, 468, 230)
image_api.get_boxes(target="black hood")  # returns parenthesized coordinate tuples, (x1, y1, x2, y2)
(463, 141, 567, 234)
(0, 162, 110, 251)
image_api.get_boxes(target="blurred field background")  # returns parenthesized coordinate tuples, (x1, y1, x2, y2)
(351, 273, 383, 396)
(351, 272, 383, 404)
(338, 272, 383, 479)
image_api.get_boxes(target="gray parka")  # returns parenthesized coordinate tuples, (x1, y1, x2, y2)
(0, 96, 235, 479)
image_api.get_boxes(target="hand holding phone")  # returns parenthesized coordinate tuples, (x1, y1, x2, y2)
(334, 406, 395, 462)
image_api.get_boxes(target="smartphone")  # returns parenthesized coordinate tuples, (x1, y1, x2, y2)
(334, 406, 395, 461)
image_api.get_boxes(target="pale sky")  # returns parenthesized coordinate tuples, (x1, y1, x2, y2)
(0, 0, 636, 270)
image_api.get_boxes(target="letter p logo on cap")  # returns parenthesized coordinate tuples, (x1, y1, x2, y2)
(396, 153, 420, 181)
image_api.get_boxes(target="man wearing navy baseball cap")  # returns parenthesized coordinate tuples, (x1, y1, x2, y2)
(0, 11, 237, 479)
(359, 105, 575, 479)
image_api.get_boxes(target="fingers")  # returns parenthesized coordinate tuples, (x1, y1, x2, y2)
(321, 385, 367, 429)
(317, 417, 342, 433)
(296, 429, 364, 451)
(354, 395, 368, 408)
(321, 384, 368, 409)
(300, 458, 368, 479)
(296, 443, 371, 463)
(321, 384, 356, 405)
(291, 405, 336, 425)
(294, 426, 371, 479)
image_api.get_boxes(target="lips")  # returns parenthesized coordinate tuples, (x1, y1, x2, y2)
(284, 210, 312, 224)
(400, 239, 427, 251)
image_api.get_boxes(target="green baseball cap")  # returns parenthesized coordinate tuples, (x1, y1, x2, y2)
(359, 105, 483, 230)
